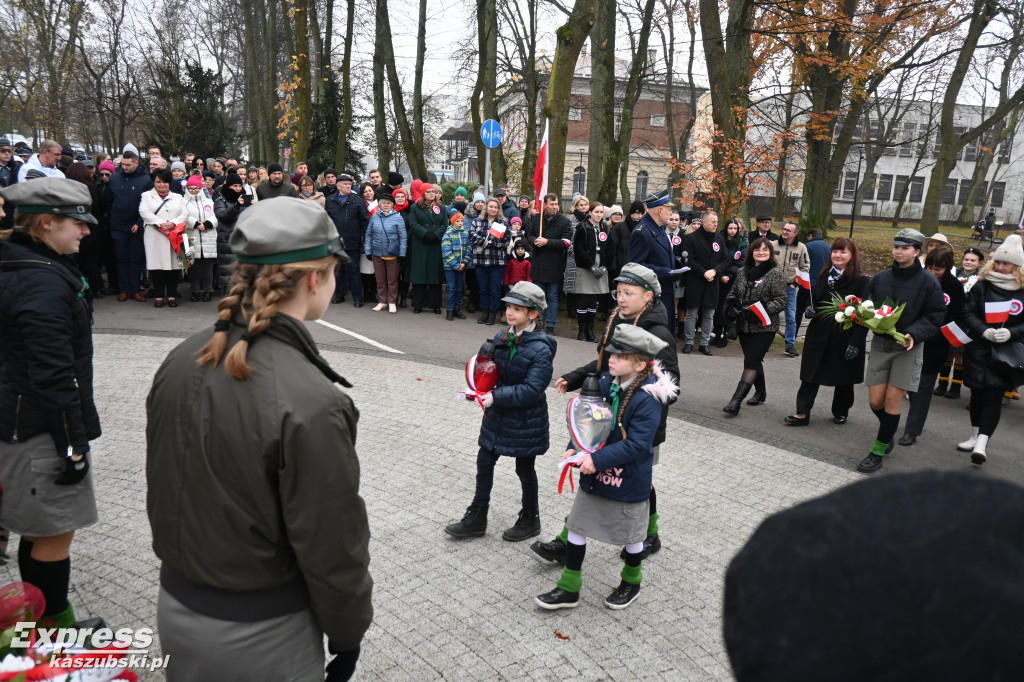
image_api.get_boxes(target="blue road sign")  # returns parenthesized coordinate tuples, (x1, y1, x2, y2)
(481, 119, 503, 149)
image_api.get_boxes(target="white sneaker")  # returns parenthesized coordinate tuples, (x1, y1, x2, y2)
(971, 434, 989, 465)
(957, 427, 980, 452)
(372, 303, 387, 312)
(388, 303, 397, 314)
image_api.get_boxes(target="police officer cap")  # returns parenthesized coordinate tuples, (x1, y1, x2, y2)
(893, 228, 925, 248)
(0, 137, 11, 148)
(756, 214, 772, 222)
(337, 173, 354, 183)
(0, 177, 97, 225)
(501, 280, 548, 312)
(604, 324, 668, 359)
(643, 189, 673, 209)
(613, 262, 662, 297)
(231, 197, 348, 265)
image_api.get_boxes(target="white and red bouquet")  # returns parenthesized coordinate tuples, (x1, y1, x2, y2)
(819, 294, 907, 345)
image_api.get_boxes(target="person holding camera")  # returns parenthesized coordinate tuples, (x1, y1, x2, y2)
(722, 238, 788, 415)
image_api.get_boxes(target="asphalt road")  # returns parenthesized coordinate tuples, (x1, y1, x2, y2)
(93, 292, 1024, 485)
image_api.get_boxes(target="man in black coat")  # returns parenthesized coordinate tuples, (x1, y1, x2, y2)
(747, 215, 778, 244)
(524, 193, 572, 333)
(628, 190, 680, 316)
(681, 210, 728, 355)
(325, 173, 370, 307)
(0, 138, 21, 231)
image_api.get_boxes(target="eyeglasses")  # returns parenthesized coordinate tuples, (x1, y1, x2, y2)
(100, 172, 111, 178)
(0, 148, 11, 154)
(610, 289, 640, 300)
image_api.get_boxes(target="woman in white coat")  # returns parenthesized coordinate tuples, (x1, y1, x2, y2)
(183, 174, 218, 302)
(139, 168, 188, 307)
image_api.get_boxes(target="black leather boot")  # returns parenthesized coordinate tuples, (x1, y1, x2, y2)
(444, 506, 488, 538)
(502, 509, 541, 541)
(477, 310, 489, 324)
(747, 372, 767, 405)
(583, 313, 598, 342)
(398, 294, 407, 309)
(723, 381, 753, 415)
(577, 314, 587, 340)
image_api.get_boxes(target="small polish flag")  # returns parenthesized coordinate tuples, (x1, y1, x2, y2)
(985, 300, 1012, 323)
(941, 321, 972, 347)
(749, 301, 770, 326)
(366, 199, 379, 217)
(489, 223, 507, 239)
(795, 269, 811, 290)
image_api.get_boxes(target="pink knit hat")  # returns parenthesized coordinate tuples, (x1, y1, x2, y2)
(186, 174, 203, 188)
(98, 160, 116, 174)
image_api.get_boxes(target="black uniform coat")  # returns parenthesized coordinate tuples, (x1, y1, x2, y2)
(681, 227, 728, 309)
(922, 273, 966, 374)
(561, 299, 679, 446)
(627, 213, 676, 314)
(524, 211, 572, 284)
(961, 278, 1024, 390)
(799, 272, 870, 386)
(867, 260, 946, 344)
(607, 219, 633, 281)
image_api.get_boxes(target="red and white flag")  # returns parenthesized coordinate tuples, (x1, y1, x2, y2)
(941, 321, 972, 347)
(985, 300, 1012, 324)
(366, 199, 379, 217)
(749, 301, 770, 326)
(488, 223, 507, 239)
(532, 119, 549, 213)
(795, 269, 811, 290)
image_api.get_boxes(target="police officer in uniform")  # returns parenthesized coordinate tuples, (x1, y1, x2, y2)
(627, 190, 681, 315)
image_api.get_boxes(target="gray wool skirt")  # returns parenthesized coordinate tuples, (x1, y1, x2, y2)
(0, 434, 98, 537)
(567, 490, 648, 546)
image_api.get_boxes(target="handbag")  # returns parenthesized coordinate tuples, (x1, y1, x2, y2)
(989, 340, 1024, 387)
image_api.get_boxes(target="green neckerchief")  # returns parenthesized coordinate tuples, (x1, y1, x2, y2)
(610, 374, 639, 425)
(506, 320, 537, 360)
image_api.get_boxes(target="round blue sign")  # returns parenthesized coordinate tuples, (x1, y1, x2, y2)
(481, 119, 503, 149)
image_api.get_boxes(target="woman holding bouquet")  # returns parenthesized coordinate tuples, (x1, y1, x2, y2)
(956, 234, 1024, 464)
(139, 168, 188, 308)
(785, 237, 869, 426)
(722, 238, 787, 415)
(856, 229, 945, 474)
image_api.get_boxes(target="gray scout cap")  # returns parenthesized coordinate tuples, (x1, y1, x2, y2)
(501, 280, 548, 312)
(613, 262, 662, 297)
(604, 324, 668, 359)
(893, 228, 925, 248)
(0, 177, 97, 225)
(230, 197, 348, 265)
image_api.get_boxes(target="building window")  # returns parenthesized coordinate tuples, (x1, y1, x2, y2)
(991, 181, 1006, 207)
(894, 175, 909, 200)
(957, 179, 972, 206)
(876, 174, 893, 201)
(650, 115, 666, 127)
(572, 166, 586, 195)
(635, 170, 649, 197)
(975, 181, 989, 206)
(942, 179, 958, 204)
(964, 138, 979, 162)
(998, 133, 1012, 163)
(954, 126, 967, 160)
(842, 172, 858, 199)
(899, 123, 916, 157)
(568, 108, 582, 121)
(909, 176, 924, 203)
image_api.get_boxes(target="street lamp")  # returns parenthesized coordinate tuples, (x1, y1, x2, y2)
(849, 146, 864, 239)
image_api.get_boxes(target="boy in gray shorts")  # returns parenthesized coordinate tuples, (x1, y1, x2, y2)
(857, 229, 946, 473)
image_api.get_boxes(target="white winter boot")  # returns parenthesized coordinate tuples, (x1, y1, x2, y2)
(373, 302, 387, 312)
(957, 427, 979, 452)
(388, 303, 397, 313)
(971, 434, 989, 465)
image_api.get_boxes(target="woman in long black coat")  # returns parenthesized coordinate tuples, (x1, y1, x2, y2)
(785, 237, 869, 426)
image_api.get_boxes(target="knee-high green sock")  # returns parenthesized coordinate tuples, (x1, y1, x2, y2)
(555, 517, 568, 545)
(556, 567, 582, 593)
(647, 512, 660, 537)
(621, 562, 643, 585)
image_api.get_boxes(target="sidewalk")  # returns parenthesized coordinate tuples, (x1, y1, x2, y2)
(2, 333, 863, 680)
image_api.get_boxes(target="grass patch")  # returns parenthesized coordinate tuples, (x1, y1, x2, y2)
(832, 223, 982, 276)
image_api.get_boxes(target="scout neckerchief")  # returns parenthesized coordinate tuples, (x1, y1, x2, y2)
(506, 320, 537, 360)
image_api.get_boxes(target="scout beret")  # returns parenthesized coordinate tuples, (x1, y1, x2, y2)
(0, 177, 96, 225)
(614, 262, 662, 297)
(724, 471, 1024, 680)
(604, 324, 668, 358)
(501, 280, 547, 312)
(643, 189, 672, 209)
(893, 228, 925, 248)
(231, 197, 348, 265)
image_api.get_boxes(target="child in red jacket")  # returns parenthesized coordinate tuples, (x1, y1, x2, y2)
(504, 240, 532, 288)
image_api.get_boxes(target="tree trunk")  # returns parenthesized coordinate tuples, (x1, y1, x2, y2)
(413, 0, 426, 157)
(291, 0, 313, 162)
(372, 0, 392, 173)
(377, 0, 427, 178)
(587, 0, 616, 199)
(543, 0, 597, 200)
(335, 0, 356, 170)
(482, 0, 506, 187)
(956, 111, 1016, 225)
(517, 0, 539, 196)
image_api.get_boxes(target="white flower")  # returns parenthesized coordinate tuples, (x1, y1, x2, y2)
(861, 299, 874, 309)
(844, 307, 855, 318)
(845, 294, 858, 302)
(835, 312, 845, 323)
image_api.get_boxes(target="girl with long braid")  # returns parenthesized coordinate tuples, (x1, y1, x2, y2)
(146, 199, 372, 681)
(532, 263, 678, 565)
(536, 324, 678, 610)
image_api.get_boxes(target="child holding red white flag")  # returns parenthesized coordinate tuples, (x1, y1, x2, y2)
(722, 238, 788, 415)
(956, 234, 1024, 464)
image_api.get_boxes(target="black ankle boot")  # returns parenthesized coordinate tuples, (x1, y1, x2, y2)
(477, 310, 489, 324)
(577, 314, 587, 340)
(747, 372, 767, 405)
(398, 294, 407, 309)
(676, 322, 686, 340)
(444, 506, 488, 538)
(486, 310, 497, 325)
(723, 381, 753, 415)
(502, 509, 541, 541)
(583, 313, 598, 342)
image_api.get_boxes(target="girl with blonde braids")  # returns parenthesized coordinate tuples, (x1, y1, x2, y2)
(146, 199, 372, 681)
(536, 324, 678, 611)
(533, 263, 678, 566)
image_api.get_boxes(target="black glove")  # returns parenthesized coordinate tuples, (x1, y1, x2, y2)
(422, 232, 439, 244)
(193, 221, 202, 230)
(203, 220, 214, 231)
(803, 305, 815, 320)
(590, 265, 606, 279)
(740, 307, 757, 322)
(844, 345, 859, 361)
(725, 305, 741, 321)
(55, 448, 90, 486)
(365, 254, 373, 261)
(326, 644, 360, 681)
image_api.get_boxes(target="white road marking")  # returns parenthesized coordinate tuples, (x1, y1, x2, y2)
(315, 319, 405, 354)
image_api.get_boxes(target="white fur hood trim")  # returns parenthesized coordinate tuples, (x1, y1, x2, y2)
(641, 359, 679, 404)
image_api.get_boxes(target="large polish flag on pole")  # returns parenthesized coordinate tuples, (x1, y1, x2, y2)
(532, 119, 549, 213)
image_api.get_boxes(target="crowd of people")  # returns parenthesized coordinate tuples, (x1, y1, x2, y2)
(1, 136, 1023, 678)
